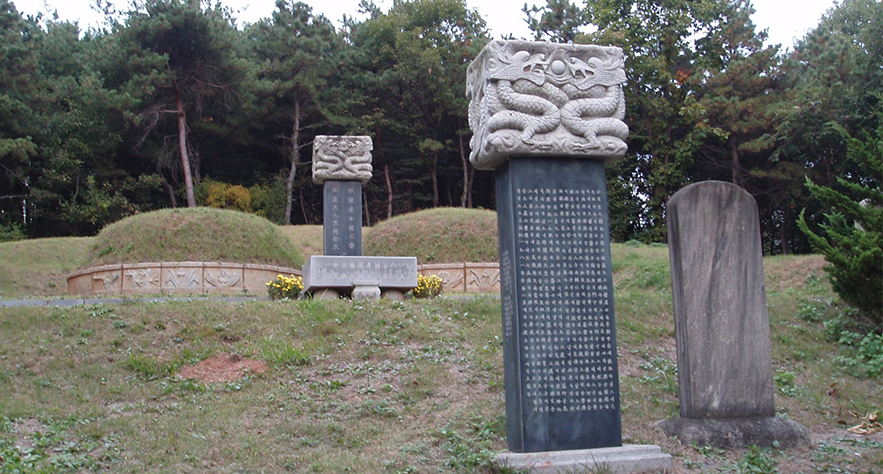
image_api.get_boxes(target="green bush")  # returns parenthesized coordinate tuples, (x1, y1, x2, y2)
(798, 121, 882, 329)
(0, 222, 26, 242)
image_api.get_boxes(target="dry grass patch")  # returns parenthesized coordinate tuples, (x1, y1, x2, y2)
(277, 224, 325, 260)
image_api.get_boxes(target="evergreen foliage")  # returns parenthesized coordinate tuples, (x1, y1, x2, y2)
(798, 121, 882, 328)
(0, 0, 880, 251)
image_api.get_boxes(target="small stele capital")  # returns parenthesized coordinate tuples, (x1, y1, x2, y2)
(466, 40, 629, 170)
(312, 135, 374, 184)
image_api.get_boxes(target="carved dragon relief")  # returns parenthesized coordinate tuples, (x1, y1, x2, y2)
(467, 41, 628, 170)
(312, 135, 374, 184)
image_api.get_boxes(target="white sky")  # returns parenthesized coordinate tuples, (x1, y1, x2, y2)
(14, 0, 836, 50)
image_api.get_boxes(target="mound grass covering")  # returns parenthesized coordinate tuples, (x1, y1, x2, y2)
(0, 237, 93, 298)
(364, 207, 498, 263)
(84, 208, 303, 268)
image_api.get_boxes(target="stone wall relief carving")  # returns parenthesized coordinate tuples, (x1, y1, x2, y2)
(467, 267, 501, 292)
(205, 269, 242, 288)
(165, 269, 201, 288)
(92, 272, 120, 290)
(125, 269, 159, 289)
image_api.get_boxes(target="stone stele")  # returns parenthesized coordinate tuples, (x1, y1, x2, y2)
(312, 135, 373, 184)
(466, 40, 629, 170)
(660, 181, 809, 448)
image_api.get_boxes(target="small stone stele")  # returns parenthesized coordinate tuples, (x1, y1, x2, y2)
(660, 181, 809, 448)
(312, 135, 373, 184)
(466, 40, 628, 170)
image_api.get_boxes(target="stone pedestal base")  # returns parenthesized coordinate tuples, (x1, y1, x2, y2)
(312, 289, 340, 300)
(381, 289, 406, 301)
(658, 417, 810, 449)
(352, 281, 381, 302)
(495, 445, 671, 474)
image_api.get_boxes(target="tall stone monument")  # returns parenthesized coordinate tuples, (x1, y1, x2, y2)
(304, 135, 417, 301)
(468, 40, 671, 472)
(312, 135, 373, 257)
(659, 181, 809, 448)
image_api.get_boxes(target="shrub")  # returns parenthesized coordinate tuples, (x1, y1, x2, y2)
(413, 274, 443, 298)
(798, 121, 882, 329)
(0, 222, 26, 242)
(267, 274, 304, 300)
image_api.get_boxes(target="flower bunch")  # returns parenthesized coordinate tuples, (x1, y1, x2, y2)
(413, 274, 443, 299)
(266, 274, 304, 300)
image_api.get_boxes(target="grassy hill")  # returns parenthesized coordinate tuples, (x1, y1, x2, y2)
(85, 208, 303, 268)
(1, 229, 881, 472)
(0, 237, 93, 298)
(364, 207, 498, 263)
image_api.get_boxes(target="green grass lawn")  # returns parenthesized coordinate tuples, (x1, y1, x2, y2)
(1, 239, 881, 473)
(0, 210, 880, 473)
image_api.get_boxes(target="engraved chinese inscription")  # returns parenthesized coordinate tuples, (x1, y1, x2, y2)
(515, 187, 616, 414)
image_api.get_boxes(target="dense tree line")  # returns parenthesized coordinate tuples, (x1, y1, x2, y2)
(0, 0, 879, 255)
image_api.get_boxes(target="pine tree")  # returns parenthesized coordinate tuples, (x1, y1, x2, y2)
(798, 120, 882, 328)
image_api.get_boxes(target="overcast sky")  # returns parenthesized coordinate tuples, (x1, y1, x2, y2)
(14, 0, 836, 50)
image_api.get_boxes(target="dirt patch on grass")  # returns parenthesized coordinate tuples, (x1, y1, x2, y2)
(765, 254, 828, 291)
(178, 354, 268, 383)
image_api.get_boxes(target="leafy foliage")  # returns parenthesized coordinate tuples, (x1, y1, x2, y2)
(798, 121, 882, 327)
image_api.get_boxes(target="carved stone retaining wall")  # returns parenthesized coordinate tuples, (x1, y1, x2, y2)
(68, 261, 501, 296)
(68, 262, 302, 296)
(417, 263, 501, 293)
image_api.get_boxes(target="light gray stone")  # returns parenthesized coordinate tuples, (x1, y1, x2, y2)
(495, 444, 672, 474)
(352, 280, 381, 302)
(302, 256, 417, 293)
(312, 135, 373, 184)
(667, 181, 774, 419)
(466, 40, 628, 170)
(380, 289, 406, 301)
(312, 288, 339, 300)
(658, 417, 810, 449)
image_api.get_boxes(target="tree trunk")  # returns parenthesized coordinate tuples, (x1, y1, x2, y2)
(467, 167, 474, 208)
(175, 87, 196, 207)
(157, 160, 177, 208)
(284, 100, 301, 225)
(730, 135, 741, 186)
(780, 205, 790, 255)
(299, 186, 308, 224)
(384, 164, 393, 220)
(363, 189, 371, 227)
(459, 132, 469, 208)
(432, 154, 439, 208)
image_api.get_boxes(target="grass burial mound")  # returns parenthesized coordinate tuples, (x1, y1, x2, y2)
(364, 207, 498, 263)
(83, 207, 303, 268)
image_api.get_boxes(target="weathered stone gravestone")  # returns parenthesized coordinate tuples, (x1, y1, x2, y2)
(659, 181, 810, 448)
(468, 39, 671, 472)
(313, 135, 373, 257)
(304, 135, 417, 301)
